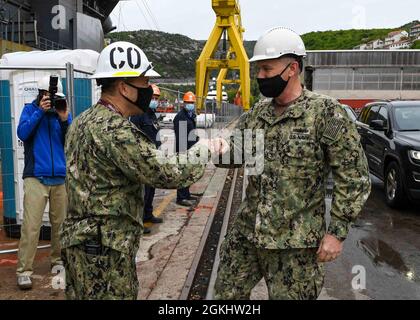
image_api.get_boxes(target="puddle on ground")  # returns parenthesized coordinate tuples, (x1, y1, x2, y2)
(357, 237, 417, 282)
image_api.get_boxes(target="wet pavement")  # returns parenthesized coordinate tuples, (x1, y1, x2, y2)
(321, 175, 420, 300)
(250, 175, 420, 300)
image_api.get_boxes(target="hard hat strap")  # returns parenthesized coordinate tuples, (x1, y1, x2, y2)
(140, 63, 153, 77)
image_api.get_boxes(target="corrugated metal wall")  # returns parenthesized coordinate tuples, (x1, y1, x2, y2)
(307, 50, 420, 67)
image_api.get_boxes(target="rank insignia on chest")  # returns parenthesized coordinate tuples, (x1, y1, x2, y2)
(289, 127, 311, 140)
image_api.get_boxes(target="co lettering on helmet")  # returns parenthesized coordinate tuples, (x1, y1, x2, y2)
(110, 47, 141, 70)
(91, 41, 161, 79)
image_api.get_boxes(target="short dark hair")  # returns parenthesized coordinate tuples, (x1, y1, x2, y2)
(282, 54, 304, 74)
(96, 78, 120, 94)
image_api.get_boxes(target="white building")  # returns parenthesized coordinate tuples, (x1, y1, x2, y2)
(354, 40, 383, 50)
(353, 43, 368, 50)
(385, 30, 409, 45)
(387, 40, 412, 50)
(372, 39, 385, 50)
(410, 24, 420, 38)
(366, 39, 384, 49)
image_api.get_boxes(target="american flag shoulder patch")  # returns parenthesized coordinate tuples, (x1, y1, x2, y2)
(323, 117, 345, 141)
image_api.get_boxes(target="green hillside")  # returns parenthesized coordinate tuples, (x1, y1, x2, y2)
(109, 30, 203, 78)
(412, 40, 420, 49)
(303, 20, 419, 50)
(302, 28, 393, 50)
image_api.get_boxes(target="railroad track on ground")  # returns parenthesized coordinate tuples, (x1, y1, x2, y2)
(181, 167, 246, 300)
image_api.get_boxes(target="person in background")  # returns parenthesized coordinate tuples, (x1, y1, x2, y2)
(130, 84, 163, 234)
(173, 92, 200, 207)
(16, 75, 72, 290)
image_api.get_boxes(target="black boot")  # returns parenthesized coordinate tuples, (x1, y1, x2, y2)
(176, 199, 196, 207)
(144, 215, 163, 224)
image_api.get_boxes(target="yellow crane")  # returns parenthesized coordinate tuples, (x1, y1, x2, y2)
(195, 0, 250, 110)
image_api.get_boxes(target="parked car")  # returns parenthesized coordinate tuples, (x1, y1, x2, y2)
(341, 104, 358, 122)
(356, 101, 420, 208)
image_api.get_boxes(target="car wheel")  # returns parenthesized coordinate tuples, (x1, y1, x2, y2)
(384, 161, 406, 208)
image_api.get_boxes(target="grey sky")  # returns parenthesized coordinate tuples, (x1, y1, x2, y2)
(111, 0, 420, 40)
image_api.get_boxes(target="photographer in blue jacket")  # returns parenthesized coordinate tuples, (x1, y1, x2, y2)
(16, 75, 72, 290)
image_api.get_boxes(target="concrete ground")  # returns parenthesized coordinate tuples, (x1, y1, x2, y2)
(109, 170, 420, 300)
(136, 165, 222, 299)
(133, 172, 420, 300)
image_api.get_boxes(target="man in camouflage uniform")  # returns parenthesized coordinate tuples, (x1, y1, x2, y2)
(60, 42, 224, 300)
(214, 27, 371, 300)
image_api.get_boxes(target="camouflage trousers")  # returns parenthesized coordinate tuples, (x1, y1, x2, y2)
(214, 229, 325, 300)
(62, 246, 138, 300)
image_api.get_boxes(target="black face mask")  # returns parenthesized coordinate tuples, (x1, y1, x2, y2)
(257, 63, 291, 98)
(123, 82, 154, 113)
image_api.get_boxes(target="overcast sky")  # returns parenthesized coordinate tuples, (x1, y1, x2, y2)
(111, 0, 420, 40)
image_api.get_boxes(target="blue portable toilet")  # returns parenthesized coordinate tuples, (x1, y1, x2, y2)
(0, 49, 99, 238)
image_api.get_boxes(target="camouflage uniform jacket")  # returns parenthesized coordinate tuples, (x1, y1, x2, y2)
(218, 89, 371, 249)
(61, 102, 208, 255)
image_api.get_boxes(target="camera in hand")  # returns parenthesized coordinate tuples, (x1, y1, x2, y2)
(48, 76, 67, 113)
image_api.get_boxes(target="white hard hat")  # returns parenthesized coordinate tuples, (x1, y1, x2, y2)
(91, 41, 160, 79)
(37, 75, 64, 94)
(249, 27, 306, 63)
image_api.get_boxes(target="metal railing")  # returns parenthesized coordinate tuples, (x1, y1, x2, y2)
(36, 36, 70, 51)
